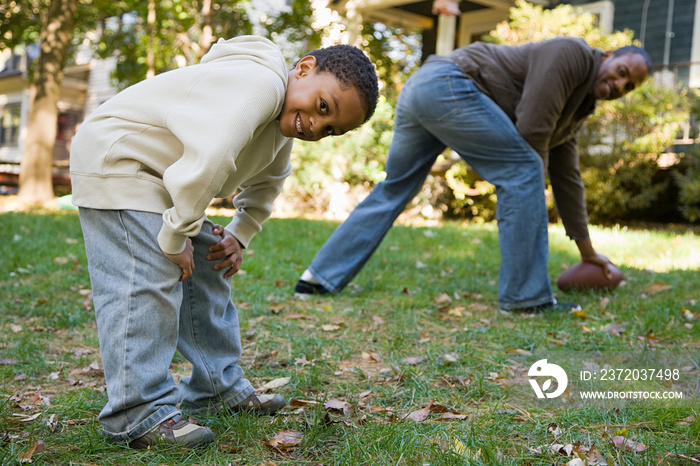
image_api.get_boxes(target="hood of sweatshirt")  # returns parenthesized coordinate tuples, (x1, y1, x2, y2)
(201, 35, 289, 84)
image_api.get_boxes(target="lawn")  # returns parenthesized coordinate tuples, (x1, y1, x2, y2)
(0, 208, 698, 465)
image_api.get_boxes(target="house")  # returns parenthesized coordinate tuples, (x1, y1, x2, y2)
(0, 41, 117, 192)
(330, 0, 700, 88)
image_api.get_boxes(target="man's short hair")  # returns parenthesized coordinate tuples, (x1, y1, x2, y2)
(302, 45, 379, 123)
(613, 45, 653, 73)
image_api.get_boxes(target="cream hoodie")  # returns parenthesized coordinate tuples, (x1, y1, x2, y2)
(70, 36, 293, 254)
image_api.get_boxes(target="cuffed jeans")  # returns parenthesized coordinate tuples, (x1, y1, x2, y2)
(308, 61, 554, 310)
(79, 208, 254, 442)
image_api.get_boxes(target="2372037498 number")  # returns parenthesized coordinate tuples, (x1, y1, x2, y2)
(596, 368, 680, 381)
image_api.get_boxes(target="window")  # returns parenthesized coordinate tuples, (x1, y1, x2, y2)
(0, 103, 20, 148)
(576, 1, 614, 34)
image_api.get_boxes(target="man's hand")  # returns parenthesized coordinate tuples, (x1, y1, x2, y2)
(208, 224, 243, 279)
(164, 238, 195, 282)
(575, 238, 614, 279)
(432, 0, 461, 16)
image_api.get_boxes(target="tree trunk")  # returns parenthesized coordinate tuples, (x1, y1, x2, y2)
(146, 0, 156, 79)
(18, 0, 77, 205)
(198, 0, 213, 60)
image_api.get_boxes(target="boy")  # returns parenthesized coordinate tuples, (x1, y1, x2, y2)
(70, 35, 378, 449)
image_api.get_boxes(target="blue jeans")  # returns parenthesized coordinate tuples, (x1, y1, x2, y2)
(309, 61, 553, 310)
(79, 208, 254, 442)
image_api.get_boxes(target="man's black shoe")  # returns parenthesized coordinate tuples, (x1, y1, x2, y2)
(294, 279, 329, 297)
(500, 300, 581, 314)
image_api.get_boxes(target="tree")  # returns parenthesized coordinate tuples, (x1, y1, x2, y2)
(17, 0, 77, 205)
(1, 0, 320, 204)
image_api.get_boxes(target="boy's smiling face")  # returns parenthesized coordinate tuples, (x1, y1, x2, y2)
(279, 56, 366, 141)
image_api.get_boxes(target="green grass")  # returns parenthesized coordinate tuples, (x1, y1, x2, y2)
(0, 209, 698, 465)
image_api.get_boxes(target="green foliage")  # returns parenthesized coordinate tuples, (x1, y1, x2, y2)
(361, 22, 422, 98)
(282, 96, 394, 213)
(578, 79, 690, 223)
(673, 149, 700, 222)
(94, 0, 255, 88)
(484, 0, 634, 49)
(444, 161, 497, 221)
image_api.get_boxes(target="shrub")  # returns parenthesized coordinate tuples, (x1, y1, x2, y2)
(281, 96, 394, 215)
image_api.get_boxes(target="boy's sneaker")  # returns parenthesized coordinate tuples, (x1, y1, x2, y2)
(129, 414, 215, 449)
(294, 279, 329, 298)
(229, 392, 287, 415)
(500, 300, 581, 315)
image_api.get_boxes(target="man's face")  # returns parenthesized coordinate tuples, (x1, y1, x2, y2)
(594, 52, 650, 100)
(279, 56, 366, 141)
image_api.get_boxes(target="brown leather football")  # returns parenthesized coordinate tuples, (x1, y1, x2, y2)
(556, 261, 623, 291)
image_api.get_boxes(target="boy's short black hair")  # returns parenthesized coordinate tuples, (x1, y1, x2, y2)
(303, 45, 379, 123)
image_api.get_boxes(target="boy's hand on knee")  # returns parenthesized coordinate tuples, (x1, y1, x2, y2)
(164, 238, 195, 281)
(209, 224, 243, 278)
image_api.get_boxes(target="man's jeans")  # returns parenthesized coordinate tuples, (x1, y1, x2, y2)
(309, 60, 554, 310)
(79, 208, 254, 442)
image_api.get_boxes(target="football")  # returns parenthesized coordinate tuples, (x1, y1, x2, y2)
(556, 261, 623, 291)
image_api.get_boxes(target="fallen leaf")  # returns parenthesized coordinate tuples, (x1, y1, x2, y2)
(550, 443, 575, 456)
(324, 399, 350, 411)
(283, 312, 314, 320)
(289, 399, 319, 407)
(321, 324, 342, 331)
(435, 293, 452, 304)
(372, 315, 385, 325)
(505, 348, 532, 356)
(571, 308, 588, 319)
(17, 440, 44, 463)
(644, 283, 672, 295)
(406, 401, 434, 422)
(435, 412, 468, 420)
(294, 355, 314, 367)
(402, 356, 427, 365)
(601, 322, 629, 336)
(547, 422, 563, 437)
(361, 352, 382, 363)
(0, 358, 20, 364)
(258, 377, 290, 392)
(610, 435, 648, 453)
(265, 430, 303, 450)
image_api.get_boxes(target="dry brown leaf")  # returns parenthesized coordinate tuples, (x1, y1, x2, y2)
(372, 315, 385, 325)
(283, 312, 314, 320)
(505, 348, 532, 356)
(324, 399, 350, 411)
(601, 322, 628, 335)
(268, 303, 287, 314)
(402, 356, 427, 365)
(266, 430, 303, 450)
(258, 377, 290, 393)
(321, 324, 342, 331)
(610, 435, 648, 453)
(644, 283, 672, 295)
(406, 401, 434, 422)
(289, 399, 319, 407)
(435, 412, 468, 421)
(294, 355, 314, 367)
(435, 293, 452, 304)
(18, 440, 44, 463)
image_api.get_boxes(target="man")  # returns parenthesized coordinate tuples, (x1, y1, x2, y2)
(294, 37, 651, 313)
